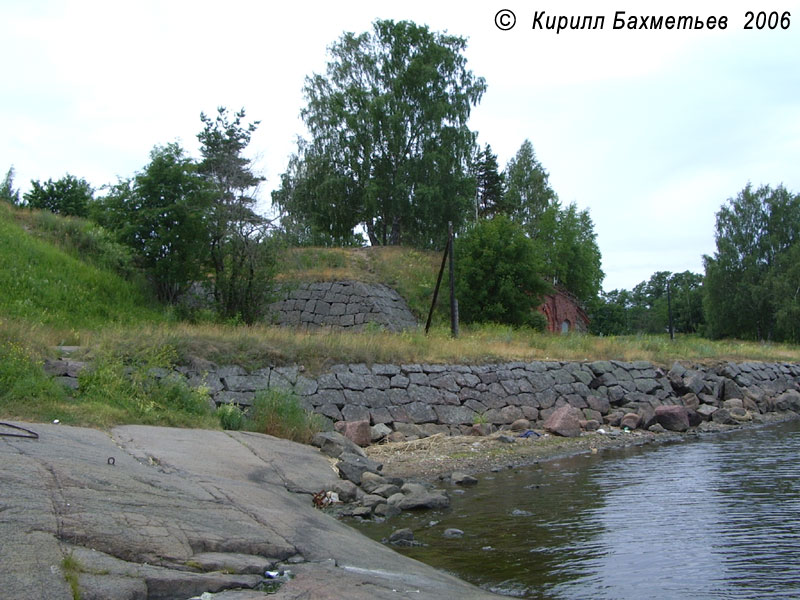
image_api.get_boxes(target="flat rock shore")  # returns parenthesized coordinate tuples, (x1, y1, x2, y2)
(0, 422, 500, 600)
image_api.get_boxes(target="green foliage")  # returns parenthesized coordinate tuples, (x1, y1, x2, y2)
(24, 174, 93, 218)
(489, 140, 603, 302)
(0, 340, 66, 410)
(61, 553, 83, 600)
(198, 107, 276, 323)
(216, 403, 245, 430)
(278, 19, 486, 248)
(245, 388, 325, 443)
(589, 271, 704, 336)
(94, 143, 212, 304)
(703, 183, 800, 341)
(473, 144, 505, 219)
(535, 202, 604, 302)
(78, 345, 214, 426)
(769, 241, 800, 342)
(15, 207, 137, 279)
(0, 203, 162, 329)
(1, 166, 20, 205)
(503, 140, 557, 228)
(455, 216, 550, 327)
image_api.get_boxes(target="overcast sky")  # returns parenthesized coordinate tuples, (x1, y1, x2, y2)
(2, 0, 799, 292)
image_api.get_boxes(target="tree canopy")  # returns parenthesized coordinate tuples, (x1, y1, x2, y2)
(503, 139, 557, 232)
(198, 107, 275, 323)
(94, 143, 212, 304)
(455, 215, 550, 328)
(703, 183, 800, 341)
(1, 166, 20, 205)
(274, 19, 486, 248)
(24, 174, 93, 218)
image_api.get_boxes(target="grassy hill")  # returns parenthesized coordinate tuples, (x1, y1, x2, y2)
(1, 203, 798, 430)
(0, 202, 163, 334)
(274, 245, 448, 321)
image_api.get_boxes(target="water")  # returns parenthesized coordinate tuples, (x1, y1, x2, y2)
(351, 421, 800, 599)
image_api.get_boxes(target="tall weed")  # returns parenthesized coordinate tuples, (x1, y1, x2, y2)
(246, 389, 325, 443)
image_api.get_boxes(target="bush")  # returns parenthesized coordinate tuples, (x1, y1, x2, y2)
(0, 341, 65, 407)
(245, 389, 325, 443)
(23, 174, 93, 218)
(216, 403, 245, 430)
(455, 216, 550, 327)
(77, 345, 212, 425)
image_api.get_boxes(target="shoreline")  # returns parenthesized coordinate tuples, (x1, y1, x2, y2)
(364, 411, 800, 483)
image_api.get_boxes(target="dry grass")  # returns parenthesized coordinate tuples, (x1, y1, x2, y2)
(72, 321, 800, 375)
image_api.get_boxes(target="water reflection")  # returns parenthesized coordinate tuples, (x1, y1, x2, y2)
(352, 421, 800, 599)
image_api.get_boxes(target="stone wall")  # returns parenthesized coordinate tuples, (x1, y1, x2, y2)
(267, 281, 418, 332)
(48, 357, 800, 438)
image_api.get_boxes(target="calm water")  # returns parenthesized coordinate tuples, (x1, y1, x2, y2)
(352, 421, 800, 599)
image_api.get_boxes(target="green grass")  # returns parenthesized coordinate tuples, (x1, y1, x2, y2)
(0, 203, 163, 332)
(275, 245, 449, 322)
(0, 205, 798, 432)
(245, 388, 326, 443)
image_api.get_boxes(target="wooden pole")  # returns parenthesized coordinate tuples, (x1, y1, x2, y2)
(425, 236, 450, 335)
(448, 222, 458, 338)
(667, 278, 674, 341)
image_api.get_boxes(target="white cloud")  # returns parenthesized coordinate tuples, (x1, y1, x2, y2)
(2, 0, 799, 291)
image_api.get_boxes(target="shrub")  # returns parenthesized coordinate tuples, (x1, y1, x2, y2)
(77, 345, 212, 425)
(455, 216, 550, 327)
(216, 403, 245, 430)
(0, 341, 65, 407)
(245, 389, 325, 443)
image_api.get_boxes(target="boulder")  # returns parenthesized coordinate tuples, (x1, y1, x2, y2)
(388, 528, 415, 545)
(620, 412, 641, 430)
(583, 419, 600, 431)
(443, 528, 464, 539)
(654, 405, 690, 432)
(722, 379, 744, 400)
(510, 418, 531, 432)
(586, 395, 611, 414)
(395, 490, 450, 510)
(373, 503, 401, 518)
(335, 419, 372, 447)
(468, 423, 492, 436)
(331, 480, 358, 503)
(775, 390, 800, 412)
(312, 431, 366, 459)
(711, 408, 738, 425)
(543, 405, 582, 438)
(451, 472, 478, 486)
(336, 452, 383, 485)
(360, 472, 388, 494)
(722, 398, 745, 413)
(696, 404, 718, 420)
(681, 393, 700, 411)
(686, 408, 703, 427)
(370, 423, 392, 443)
(373, 484, 402, 498)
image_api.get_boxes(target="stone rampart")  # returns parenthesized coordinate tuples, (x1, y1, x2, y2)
(267, 281, 418, 332)
(48, 357, 800, 438)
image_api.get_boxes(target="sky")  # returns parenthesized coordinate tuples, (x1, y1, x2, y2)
(2, 0, 799, 292)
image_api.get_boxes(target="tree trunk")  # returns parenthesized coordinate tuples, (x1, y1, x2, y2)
(389, 215, 402, 245)
(366, 220, 379, 246)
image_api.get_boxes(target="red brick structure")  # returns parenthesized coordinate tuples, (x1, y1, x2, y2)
(538, 289, 590, 333)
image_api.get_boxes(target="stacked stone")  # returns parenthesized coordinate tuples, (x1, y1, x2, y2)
(267, 281, 418, 332)
(46, 355, 800, 437)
